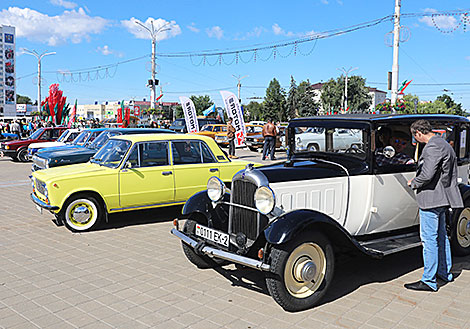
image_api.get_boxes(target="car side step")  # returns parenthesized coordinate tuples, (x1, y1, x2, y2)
(358, 232, 422, 257)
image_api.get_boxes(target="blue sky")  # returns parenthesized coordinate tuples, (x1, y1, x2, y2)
(3, 0, 470, 110)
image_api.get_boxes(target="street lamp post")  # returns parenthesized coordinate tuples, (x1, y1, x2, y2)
(232, 75, 249, 104)
(135, 20, 171, 110)
(23, 49, 56, 113)
(337, 67, 358, 113)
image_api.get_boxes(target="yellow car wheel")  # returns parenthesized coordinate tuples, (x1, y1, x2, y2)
(64, 196, 103, 232)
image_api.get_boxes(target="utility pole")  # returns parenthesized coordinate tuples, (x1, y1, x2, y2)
(23, 49, 56, 113)
(232, 75, 249, 103)
(135, 20, 170, 110)
(391, 0, 401, 111)
(337, 67, 357, 113)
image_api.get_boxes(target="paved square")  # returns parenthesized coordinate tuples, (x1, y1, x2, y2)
(1, 153, 470, 328)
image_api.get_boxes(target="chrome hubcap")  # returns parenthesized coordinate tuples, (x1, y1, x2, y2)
(73, 206, 91, 223)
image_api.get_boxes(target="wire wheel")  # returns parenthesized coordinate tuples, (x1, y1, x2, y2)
(284, 243, 327, 298)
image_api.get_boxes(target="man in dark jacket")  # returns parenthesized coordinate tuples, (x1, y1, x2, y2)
(405, 120, 463, 292)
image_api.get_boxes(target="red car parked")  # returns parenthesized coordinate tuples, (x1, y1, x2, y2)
(0, 127, 67, 162)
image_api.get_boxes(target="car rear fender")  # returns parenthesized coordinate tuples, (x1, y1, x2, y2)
(264, 209, 366, 254)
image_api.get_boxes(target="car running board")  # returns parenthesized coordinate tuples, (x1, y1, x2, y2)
(358, 232, 422, 257)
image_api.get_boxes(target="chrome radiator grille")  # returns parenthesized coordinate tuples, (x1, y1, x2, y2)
(230, 179, 259, 240)
(33, 156, 47, 169)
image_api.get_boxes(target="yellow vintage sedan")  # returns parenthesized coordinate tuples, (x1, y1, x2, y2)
(31, 134, 251, 232)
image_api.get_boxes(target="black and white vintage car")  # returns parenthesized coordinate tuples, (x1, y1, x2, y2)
(171, 114, 470, 311)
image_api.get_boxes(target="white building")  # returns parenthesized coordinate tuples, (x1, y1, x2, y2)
(0, 25, 16, 117)
(310, 82, 387, 113)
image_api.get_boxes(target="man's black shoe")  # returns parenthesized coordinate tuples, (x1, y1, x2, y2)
(404, 281, 435, 292)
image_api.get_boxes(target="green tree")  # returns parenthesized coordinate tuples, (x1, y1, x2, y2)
(190, 95, 214, 116)
(321, 75, 372, 113)
(286, 76, 298, 119)
(436, 94, 464, 115)
(16, 94, 32, 104)
(264, 78, 286, 121)
(297, 80, 320, 117)
(244, 101, 264, 121)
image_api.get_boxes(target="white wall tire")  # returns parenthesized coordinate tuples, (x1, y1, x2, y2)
(64, 196, 103, 232)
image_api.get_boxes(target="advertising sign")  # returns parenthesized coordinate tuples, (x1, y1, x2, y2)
(220, 90, 246, 146)
(3, 33, 15, 105)
(179, 96, 199, 133)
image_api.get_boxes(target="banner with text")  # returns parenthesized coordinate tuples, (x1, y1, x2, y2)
(220, 90, 246, 146)
(179, 96, 199, 133)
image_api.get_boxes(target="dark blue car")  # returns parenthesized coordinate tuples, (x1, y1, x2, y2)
(32, 128, 174, 170)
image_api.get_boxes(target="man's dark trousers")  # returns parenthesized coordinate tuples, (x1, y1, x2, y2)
(262, 136, 275, 160)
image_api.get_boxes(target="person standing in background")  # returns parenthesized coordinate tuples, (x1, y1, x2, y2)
(262, 119, 277, 161)
(227, 118, 237, 159)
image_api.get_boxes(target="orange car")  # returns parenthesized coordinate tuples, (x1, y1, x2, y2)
(191, 124, 227, 140)
(214, 124, 263, 146)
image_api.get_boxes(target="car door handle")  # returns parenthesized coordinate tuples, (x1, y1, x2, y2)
(209, 168, 219, 172)
(162, 171, 173, 176)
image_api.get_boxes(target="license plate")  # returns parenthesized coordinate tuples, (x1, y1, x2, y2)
(35, 205, 43, 214)
(195, 224, 229, 247)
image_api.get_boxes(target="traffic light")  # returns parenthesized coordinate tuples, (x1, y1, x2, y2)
(147, 79, 160, 86)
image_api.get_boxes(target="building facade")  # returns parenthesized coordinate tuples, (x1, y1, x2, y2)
(310, 82, 387, 113)
(0, 25, 16, 117)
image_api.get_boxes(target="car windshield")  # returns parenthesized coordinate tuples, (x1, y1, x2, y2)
(29, 128, 44, 140)
(73, 131, 91, 145)
(56, 130, 70, 143)
(88, 131, 121, 149)
(293, 124, 367, 159)
(172, 120, 185, 126)
(90, 139, 131, 168)
(201, 125, 212, 132)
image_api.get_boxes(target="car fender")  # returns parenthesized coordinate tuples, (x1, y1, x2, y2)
(458, 183, 470, 201)
(181, 191, 231, 230)
(264, 209, 369, 255)
(57, 188, 109, 213)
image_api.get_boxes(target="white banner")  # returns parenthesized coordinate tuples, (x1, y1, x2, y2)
(220, 90, 246, 146)
(179, 96, 199, 133)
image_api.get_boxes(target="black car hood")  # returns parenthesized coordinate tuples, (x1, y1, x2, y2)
(258, 158, 368, 183)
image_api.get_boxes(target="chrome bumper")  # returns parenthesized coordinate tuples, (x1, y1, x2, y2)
(30, 193, 59, 211)
(171, 228, 270, 271)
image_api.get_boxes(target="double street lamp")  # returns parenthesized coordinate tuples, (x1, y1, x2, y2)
(135, 20, 171, 110)
(337, 67, 358, 113)
(23, 49, 56, 114)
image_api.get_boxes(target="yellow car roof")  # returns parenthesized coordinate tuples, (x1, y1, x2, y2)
(112, 133, 214, 143)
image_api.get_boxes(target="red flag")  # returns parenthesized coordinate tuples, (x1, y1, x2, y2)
(117, 100, 123, 124)
(68, 99, 77, 128)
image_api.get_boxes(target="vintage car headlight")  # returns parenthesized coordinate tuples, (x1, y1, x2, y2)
(207, 176, 225, 202)
(254, 186, 275, 215)
(5, 145, 10, 150)
(45, 159, 51, 169)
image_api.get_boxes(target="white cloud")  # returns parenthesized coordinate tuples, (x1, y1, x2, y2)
(419, 8, 459, 29)
(321, 0, 329, 4)
(187, 23, 200, 33)
(466, 56, 470, 61)
(0, 7, 109, 46)
(97, 45, 123, 57)
(50, 0, 77, 9)
(272, 24, 320, 38)
(121, 17, 181, 41)
(206, 26, 223, 39)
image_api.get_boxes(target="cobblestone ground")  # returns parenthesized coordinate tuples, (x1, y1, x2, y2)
(1, 151, 470, 329)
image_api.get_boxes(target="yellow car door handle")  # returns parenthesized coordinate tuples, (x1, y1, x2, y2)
(209, 168, 219, 172)
(162, 171, 173, 176)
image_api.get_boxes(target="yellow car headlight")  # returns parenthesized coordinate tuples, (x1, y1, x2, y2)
(207, 176, 225, 202)
(254, 186, 275, 215)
